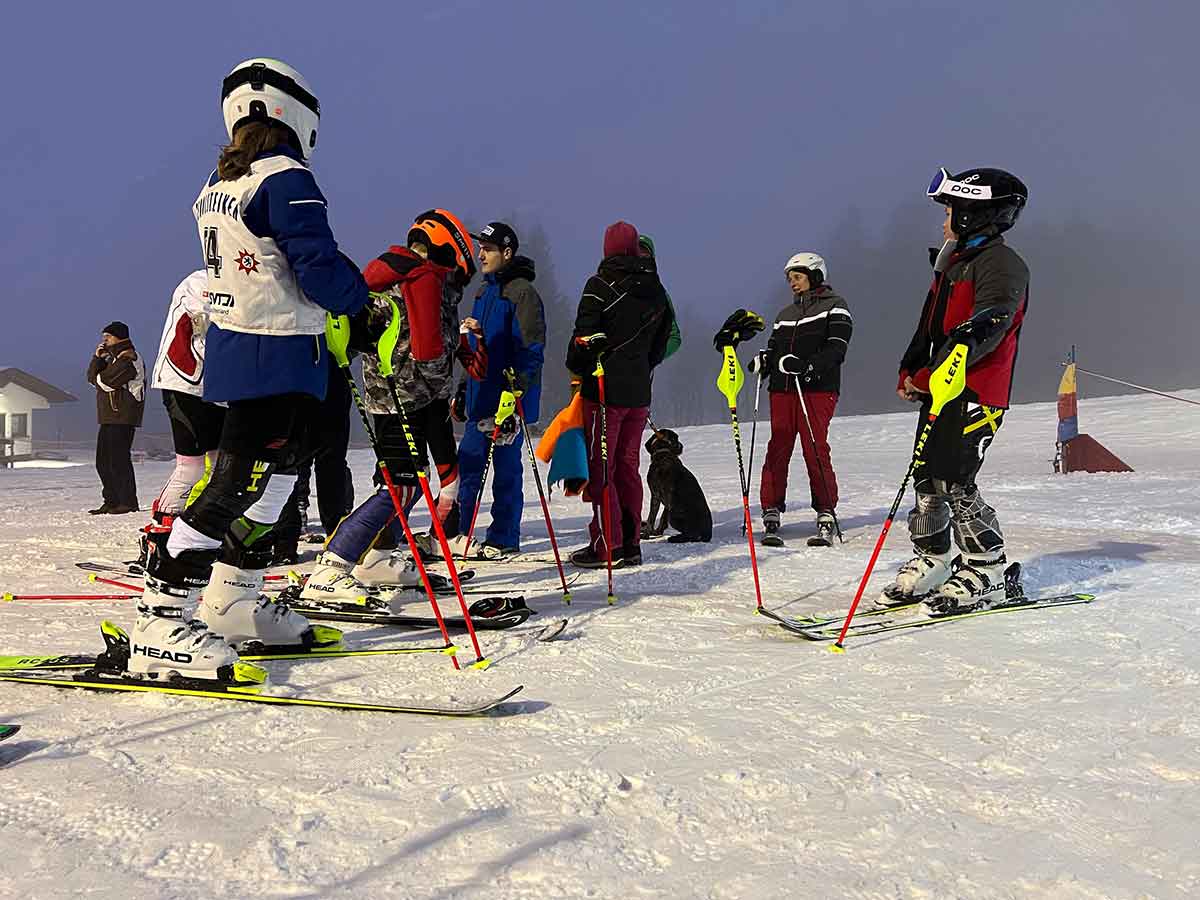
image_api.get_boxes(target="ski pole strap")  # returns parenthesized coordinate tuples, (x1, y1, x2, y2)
(325, 314, 352, 368)
(376, 297, 402, 378)
(716, 345, 744, 410)
(928, 343, 968, 416)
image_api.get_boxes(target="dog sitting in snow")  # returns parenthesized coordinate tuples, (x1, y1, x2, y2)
(641, 428, 712, 543)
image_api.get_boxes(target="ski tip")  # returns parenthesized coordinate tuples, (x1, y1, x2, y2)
(470, 657, 492, 671)
(829, 643, 846, 655)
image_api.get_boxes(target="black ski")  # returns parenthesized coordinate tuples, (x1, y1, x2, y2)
(0, 673, 524, 716)
(287, 596, 535, 630)
(767, 592, 1096, 641)
(806, 535, 832, 548)
(761, 534, 785, 548)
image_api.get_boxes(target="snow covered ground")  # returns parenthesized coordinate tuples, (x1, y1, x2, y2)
(1, 390, 1199, 900)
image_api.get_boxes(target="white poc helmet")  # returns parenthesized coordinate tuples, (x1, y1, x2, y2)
(221, 58, 320, 160)
(784, 252, 827, 284)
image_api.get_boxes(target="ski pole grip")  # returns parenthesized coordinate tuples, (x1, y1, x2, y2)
(376, 297, 402, 378)
(929, 343, 968, 417)
(325, 314, 353, 368)
(495, 391, 517, 427)
(716, 345, 744, 408)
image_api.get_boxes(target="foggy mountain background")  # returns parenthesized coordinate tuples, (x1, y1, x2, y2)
(2, 1, 1196, 443)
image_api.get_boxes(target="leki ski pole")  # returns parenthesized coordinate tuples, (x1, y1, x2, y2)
(375, 298, 487, 668)
(794, 377, 843, 543)
(830, 344, 968, 652)
(743, 370, 763, 537)
(594, 358, 616, 605)
(325, 313, 462, 670)
(461, 394, 516, 560)
(504, 370, 572, 605)
(717, 344, 764, 609)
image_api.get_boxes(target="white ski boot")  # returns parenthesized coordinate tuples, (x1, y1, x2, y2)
(353, 548, 421, 589)
(128, 577, 246, 681)
(198, 562, 342, 652)
(300, 551, 376, 608)
(925, 553, 1009, 615)
(877, 550, 952, 607)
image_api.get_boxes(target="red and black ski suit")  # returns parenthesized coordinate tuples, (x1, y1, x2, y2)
(897, 234, 1029, 557)
(759, 285, 852, 515)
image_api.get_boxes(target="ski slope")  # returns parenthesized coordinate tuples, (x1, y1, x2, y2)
(1, 390, 1198, 900)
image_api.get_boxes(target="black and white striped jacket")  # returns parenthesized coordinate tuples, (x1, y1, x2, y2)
(764, 285, 852, 393)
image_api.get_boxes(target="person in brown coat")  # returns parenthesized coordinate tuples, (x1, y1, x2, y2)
(85, 321, 145, 513)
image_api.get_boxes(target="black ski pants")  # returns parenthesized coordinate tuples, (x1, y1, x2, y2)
(96, 424, 138, 508)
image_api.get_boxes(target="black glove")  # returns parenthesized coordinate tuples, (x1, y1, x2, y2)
(713, 309, 765, 350)
(946, 309, 1013, 354)
(450, 381, 468, 423)
(746, 350, 770, 376)
(478, 414, 519, 446)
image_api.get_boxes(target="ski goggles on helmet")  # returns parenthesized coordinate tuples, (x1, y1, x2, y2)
(222, 63, 320, 116)
(927, 167, 994, 203)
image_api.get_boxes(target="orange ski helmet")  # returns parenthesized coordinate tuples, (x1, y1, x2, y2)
(408, 209, 476, 283)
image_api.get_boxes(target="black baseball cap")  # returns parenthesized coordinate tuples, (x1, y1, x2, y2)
(471, 221, 519, 252)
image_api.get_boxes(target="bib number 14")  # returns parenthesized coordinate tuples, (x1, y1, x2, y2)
(203, 227, 223, 278)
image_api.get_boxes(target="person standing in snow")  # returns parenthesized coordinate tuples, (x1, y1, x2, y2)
(130, 58, 368, 684)
(567, 221, 675, 569)
(637, 235, 681, 361)
(86, 321, 145, 515)
(748, 253, 852, 546)
(301, 209, 476, 603)
(882, 167, 1029, 612)
(141, 270, 225, 555)
(454, 222, 546, 560)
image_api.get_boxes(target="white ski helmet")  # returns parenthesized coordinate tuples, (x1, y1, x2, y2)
(221, 58, 320, 160)
(784, 252, 827, 284)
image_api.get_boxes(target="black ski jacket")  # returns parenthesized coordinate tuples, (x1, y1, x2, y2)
(763, 285, 853, 393)
(566, 255, 674, 408)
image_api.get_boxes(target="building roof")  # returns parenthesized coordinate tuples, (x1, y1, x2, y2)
(0, 368, 77, 403)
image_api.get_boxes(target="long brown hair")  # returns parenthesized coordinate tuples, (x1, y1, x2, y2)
(217, 122, 294, 181)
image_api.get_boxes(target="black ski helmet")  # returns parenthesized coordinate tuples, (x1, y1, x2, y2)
(927, 167, 1028, 239)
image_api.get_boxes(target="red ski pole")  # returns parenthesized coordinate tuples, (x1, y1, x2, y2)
(507, 374, 572, 605)
(594, 359, 616, 605)
(376, 296, 489, 668)
(327, 313, 461, 670)
(831, 344, 968, 652)
(88, 574, 143, 593)
(717, 345, 763, 609)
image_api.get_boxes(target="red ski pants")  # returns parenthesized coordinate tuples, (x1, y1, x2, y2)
(583, 400, 649, 554)
(759, 390, 839, 514)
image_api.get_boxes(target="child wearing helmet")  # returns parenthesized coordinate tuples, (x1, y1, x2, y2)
(884, 166, 1030, 612)
(748, 252, 853, 547)
(300, 210, 477, 602)
(130, 58, 368, 685)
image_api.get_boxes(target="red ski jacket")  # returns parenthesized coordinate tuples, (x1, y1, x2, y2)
(898, 236, 1029, 409)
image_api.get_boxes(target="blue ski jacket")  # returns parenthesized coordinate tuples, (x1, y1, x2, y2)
(464, 256, 546, 423)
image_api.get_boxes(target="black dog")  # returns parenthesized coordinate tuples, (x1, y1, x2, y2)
(641, 429, 712, 543)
